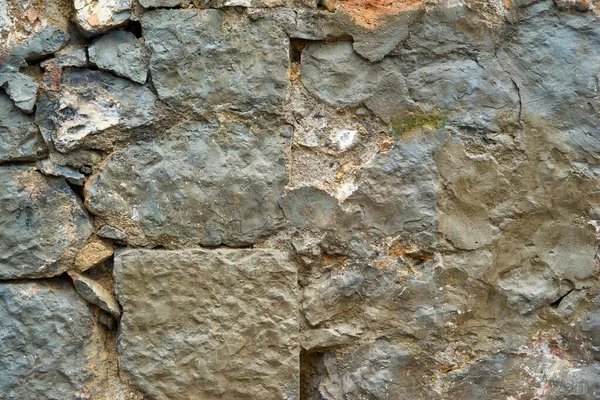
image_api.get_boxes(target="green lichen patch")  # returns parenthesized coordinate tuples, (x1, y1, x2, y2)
(391, 110, 448, 138)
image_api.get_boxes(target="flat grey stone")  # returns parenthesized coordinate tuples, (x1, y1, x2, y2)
(85, 121, 288, 248)
(142, 9, 290, 117)
(301, 41, 380, 108)
(5, 26, 70, 69)
(0, 72, 39, 112)
(114, 248, 299, 400)
(89, 30, 149, 84)
(0, 279, 101, 399)
(98, 225, 128, 241)
(0, 92, 46, 163)
(317, 340, 436, 399)
(69, 271, 121, 318)
(35, 69, 156, 153)
(0, 167, 93, 279)
(346, 131, 446, 245)
(40, 46, 88, 68)
(36, 159, 86, 185)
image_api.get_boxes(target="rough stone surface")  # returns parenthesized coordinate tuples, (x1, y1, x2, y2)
(0, 92, 46, 163)
(69, 271, 121, 317)
(36, 159, 86, 185)
(85, 122, 289, 247)
(36, 69, 156, 153)
(89, 30, 149, 84)
(1, 1, 600, 399)
(142, 9, 290, 117)
(0, 71, 39, 112)
(74, 0, 131, 35)
(114, 248, 299, 400)
(0, 167, 93, 279)
(0, 279, 102, 399)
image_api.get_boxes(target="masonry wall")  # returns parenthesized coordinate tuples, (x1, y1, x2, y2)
(1, 0, 600, 399)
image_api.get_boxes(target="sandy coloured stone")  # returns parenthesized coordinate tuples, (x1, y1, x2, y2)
(114, 248, 299, 399)
(75, 238, 114, 272)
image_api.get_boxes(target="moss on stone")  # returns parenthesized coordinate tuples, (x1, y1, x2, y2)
(391, 110, 447, 138)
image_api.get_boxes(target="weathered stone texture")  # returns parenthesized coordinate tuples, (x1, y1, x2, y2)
(0, 92, 46, 163)
(142, 9, 290, 117)
(85, 122, 289, 247)
(114, 248, 299, 400)
(35, 69, 156, 153)
(0, 279, 102, 399)
(89, 30, 150, 84)
(0, 167, 93, 279)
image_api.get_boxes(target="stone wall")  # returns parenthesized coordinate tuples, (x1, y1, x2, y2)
(1, 0, 600, 398)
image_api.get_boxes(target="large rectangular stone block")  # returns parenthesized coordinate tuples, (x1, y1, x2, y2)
(114, 248, 299, 400)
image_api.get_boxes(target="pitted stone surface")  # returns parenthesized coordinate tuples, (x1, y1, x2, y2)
(0, 92, 46, 163)
(0, 167, 93, 279)
(89, 30, 149, 84)
(142, 9, 290, 117)
(35, 69, 156, 153)
(0, 279, 101, 399)
(114, 248, 299, 400)
(85, 121, 288, 247)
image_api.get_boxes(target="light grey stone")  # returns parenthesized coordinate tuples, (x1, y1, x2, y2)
(346, 131, 446, 245)
(142, 9, 290, 117)
(36, 159, 86, 186)
(35, 69, 156, 153)
(85, 121, 288, 248)
(98, 225, 128, 241)
(406, 59, 520, 131)
(301, 41, 380, 108)
(302, 271, 364, 326)
(74, 0, 131, 35)
(40, 46, 88, 68)
(5, 26, 70, 69)
(300, 325, 361, 350)
(0, 72, 38, 112)
(318, 340, 436, 399)
(114, 248, 299, 400)
(279, 186, 349, 230)
(0, 92, 46, 163)
(89, 30, 149, 84)
(0, 167, 93, 279)
(0, 279, 102, 399)
(69, 271, 121, 318)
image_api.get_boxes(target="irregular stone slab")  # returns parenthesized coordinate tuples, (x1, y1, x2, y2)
(36, 159, 86, 185)
(317, 340, 436, 399)
(69, 271, 121, 317)
(142, 9, 290, 116)
(407, 59, 520, 131)
(4, 26, 70, 69)
(0, 167, 93, 279)
(114, 248, 299, 400)
(89, 30, 149, 84)
(85, 121, 288, 247)
(300, 325, 362, 351)
(40, 45, 88, 68)
(0, 92, 46, 163)
(0, 279, 102, 399)
(74, 237, 115, 272)
(98, 225, 127, 241)
(302, 271, 364, 326)
(35, 69, 156, 153)
(74, 0, 131, 35)
(345, 130, 446, 245)
(279, 186, 349, 230)
(497, 10, 600, 132)
(0, 71, 39, 112)
(301, 41, 381, 108)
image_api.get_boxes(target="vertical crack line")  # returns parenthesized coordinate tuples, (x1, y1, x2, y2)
(510, 77, 523, 124)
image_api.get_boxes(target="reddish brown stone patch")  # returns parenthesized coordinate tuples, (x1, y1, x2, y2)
(338, 0, 424, 29)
